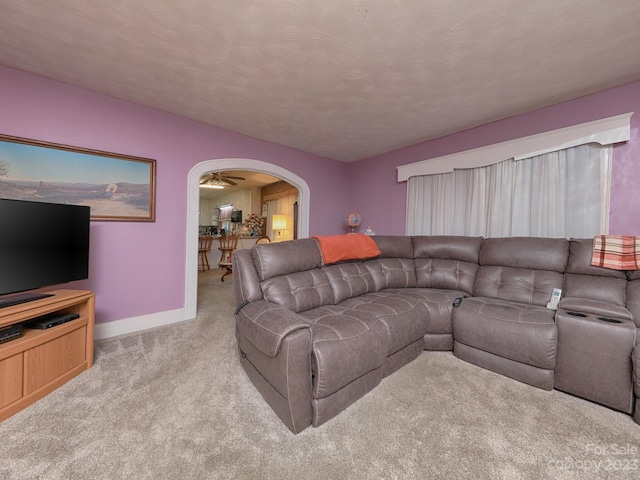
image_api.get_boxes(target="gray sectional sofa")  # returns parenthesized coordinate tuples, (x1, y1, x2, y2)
(232, 235, 640, 434)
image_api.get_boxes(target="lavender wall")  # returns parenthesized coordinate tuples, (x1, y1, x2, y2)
(0, 66, 348, 324)
(347, 81, 640, 236)
(3, 65, 637, 325)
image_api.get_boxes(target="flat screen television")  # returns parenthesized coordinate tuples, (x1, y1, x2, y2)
(0, 199, 90, 308)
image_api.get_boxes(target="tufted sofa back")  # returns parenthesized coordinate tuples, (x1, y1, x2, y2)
(235, 235, 640, 322)
(556, 238, 633, 321)
(563, 238, 628, 306)
(364, 236, 417, 290)
(412, 236, 482, 295)
(250, 239, 334, 313)
(473, 237, 568, 306)
(251, 238, 322, 280)
(322, 262, 377, 304)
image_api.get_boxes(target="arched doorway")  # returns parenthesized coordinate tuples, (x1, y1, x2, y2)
(184, 159, 310, 319)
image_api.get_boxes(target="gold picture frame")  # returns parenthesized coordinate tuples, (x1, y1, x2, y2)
(0, 134, 156, 221)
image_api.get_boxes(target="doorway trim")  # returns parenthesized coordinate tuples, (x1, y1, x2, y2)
(185, 158, 310, 319)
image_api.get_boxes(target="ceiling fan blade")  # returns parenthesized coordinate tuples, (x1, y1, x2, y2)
(203, 172, 244, 186)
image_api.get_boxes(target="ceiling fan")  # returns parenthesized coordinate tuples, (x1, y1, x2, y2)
(200, 172, 246, 188)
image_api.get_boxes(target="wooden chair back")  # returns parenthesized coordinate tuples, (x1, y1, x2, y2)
(218, 235, 238, 266)
(198, 236, 213, 252)
(198, 236, 214, 272)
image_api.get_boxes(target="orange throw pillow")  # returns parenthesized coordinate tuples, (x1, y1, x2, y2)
(313, 234, 382, 265)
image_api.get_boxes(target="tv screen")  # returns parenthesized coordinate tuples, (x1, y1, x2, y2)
(0, 199, 90, 304)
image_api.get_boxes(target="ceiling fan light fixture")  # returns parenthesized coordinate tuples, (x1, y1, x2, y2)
(200, 172, 246, 187)
(200, 174, 233, 189)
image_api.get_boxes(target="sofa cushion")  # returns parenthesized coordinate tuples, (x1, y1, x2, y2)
(567, 238, 627, 278)
(562, 238, 628, 309)
(474, 237, 567, 305)
(261, 269, 334, 313)
(452, 297, 557, 369)
(322, 262, 377, 303)
(388, 288, 466, 335)
(252, 239, 323, 281)
(473, 266, 564, 306)
(300, 306, 388, 399)
(480, 237, 568, 272)
(338, 292, 429, 355)
(365, 258, 417, 290)
(562, 273, 627, 307)
(412, 235, 483, 263)
(414, 259, 478, 295)
(411, 236, 482, 295)
(371, 235, 414, 258)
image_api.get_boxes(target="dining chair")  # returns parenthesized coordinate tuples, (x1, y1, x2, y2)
(198, 236, 214, 272)
(218, 235, 238, 282)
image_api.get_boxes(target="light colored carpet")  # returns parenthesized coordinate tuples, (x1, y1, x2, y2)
(1, 269, 639, 480)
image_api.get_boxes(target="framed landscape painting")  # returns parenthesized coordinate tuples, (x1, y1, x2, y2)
(0, 134, 156, 221)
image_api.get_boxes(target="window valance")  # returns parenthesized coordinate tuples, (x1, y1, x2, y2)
(397, 113, 633, 181)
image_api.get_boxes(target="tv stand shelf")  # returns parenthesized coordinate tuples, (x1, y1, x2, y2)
(0, 289, 95, 421)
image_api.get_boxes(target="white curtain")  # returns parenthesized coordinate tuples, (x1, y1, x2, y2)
(266, 193, 297, 241)
(406, 143, 611, 238)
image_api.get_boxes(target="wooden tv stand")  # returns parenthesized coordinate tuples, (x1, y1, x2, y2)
(0, 289, 95, 421)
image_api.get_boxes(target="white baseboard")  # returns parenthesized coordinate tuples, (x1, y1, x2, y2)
(94, 308, 190, 340)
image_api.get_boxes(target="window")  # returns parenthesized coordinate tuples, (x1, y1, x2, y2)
(218, 205, 233, 221)
(406, 143, 611, 238)
(402, 113, 631, 238)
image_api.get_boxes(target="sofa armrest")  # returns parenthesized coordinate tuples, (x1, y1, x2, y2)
(558, 297, 633, 320)
(235, 300, 311, 358)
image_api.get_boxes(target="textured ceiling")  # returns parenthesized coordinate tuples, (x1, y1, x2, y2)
(1, 1, 640, 162)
